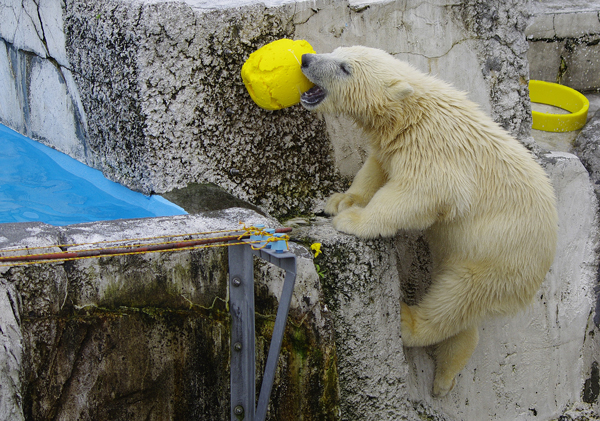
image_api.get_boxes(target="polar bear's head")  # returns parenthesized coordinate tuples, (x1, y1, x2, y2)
(300, 46, 416, 119)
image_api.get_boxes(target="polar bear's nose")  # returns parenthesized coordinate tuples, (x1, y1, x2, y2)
(302, 53, 316, 68)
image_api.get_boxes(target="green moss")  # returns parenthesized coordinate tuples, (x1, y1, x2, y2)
(22, 303, 232, 420)
(290, 325, 309, 360)
(64, 301, 230, 325)
(322, 353, 341, 419)
(87, 248, 229, 312)
(253, 309, 340, 420)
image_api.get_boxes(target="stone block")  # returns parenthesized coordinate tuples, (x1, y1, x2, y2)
(525, 13, 555, 39)
(527, 39, 565, 83)
(528, 35, 600, 91)
(562, 40, 600, 91)
(527, 3, 600, 91)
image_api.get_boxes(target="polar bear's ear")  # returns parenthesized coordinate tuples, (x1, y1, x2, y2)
(388, 80, 414, 101)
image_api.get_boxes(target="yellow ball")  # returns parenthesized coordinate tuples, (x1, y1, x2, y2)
(241, 39, 315, 110)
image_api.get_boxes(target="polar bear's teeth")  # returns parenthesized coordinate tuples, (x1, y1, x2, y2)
(301, 86, 326, 105)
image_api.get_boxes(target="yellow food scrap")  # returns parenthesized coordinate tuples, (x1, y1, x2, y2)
(241, 39, 315, 110)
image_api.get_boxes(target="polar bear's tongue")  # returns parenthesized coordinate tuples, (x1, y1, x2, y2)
(300, 86, 326, 106)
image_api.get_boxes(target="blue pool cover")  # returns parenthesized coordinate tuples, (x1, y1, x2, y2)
(0, 124, 186, 226)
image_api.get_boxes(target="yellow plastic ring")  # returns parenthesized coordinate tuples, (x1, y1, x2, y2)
(529, 80, 589, 132)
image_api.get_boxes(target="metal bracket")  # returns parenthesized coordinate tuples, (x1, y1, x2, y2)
(228, 241, 297, 421)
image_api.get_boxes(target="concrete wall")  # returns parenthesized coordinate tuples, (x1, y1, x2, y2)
(1, 0, 600, 420)
(0, 0, 86, 160)
(527, 0, 600, 91)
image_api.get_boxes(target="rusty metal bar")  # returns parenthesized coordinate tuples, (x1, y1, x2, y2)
(0, 227, 292, 263)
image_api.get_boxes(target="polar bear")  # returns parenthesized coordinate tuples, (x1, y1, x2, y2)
(300, 46, 558, 397)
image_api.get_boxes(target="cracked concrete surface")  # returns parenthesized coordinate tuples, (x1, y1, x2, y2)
(0, 0, 86, 161)
(0, 0, 67, 66)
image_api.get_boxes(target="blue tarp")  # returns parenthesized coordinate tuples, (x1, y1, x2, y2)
(0, 124, 186, 226)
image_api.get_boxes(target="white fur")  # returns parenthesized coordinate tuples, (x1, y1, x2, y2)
(302, 46, 558, 397)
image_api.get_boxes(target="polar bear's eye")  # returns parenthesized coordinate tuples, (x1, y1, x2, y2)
(340, 62, 352, 76)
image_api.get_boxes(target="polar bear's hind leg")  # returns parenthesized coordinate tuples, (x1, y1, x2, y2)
(432, 326, 479, 397)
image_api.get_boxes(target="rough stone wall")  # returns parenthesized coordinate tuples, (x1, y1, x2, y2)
(296, 152, 600, 421)
(0, 280, 23, 420)
(453, 0, 533, 142)
(63, 0, 149, 190)
(293, 222, 434, 420)
(572, 109, 600, 419)
(526, 0, 600, 92)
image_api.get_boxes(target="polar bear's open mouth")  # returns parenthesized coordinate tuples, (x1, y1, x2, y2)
(301, 86, 326, 108)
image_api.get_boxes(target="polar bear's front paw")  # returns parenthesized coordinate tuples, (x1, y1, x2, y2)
(332, 207, 373, 238)
(325, 193, 359, 216)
